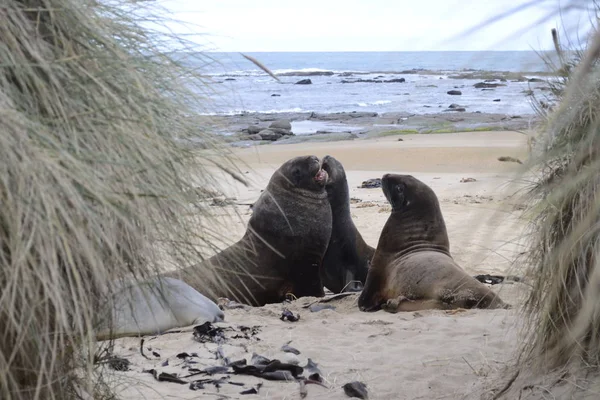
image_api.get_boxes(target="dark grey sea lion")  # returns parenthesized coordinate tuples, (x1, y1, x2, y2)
(166, 155, 333, 306)
(321, 155, 375, 293)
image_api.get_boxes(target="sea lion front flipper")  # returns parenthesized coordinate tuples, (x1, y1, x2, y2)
(381, 296, 411, 313)
(382, 296, 452, 312)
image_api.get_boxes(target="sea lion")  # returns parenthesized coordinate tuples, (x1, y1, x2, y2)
(358, 174, 509, 312)
(321, 155, 375, 293)
(165, 155, 332, 306)
(96, 277, 224, 340)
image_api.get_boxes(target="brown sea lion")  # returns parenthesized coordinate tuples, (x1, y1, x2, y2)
(165, 155, 332, 306)
(358, 174, 509, 312)
(321, 155, 375, 293)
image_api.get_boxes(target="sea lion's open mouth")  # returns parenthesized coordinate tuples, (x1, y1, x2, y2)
(314, 168, 328, 184)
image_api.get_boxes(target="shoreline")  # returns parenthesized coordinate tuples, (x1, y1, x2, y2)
(194, 110, 538, 148)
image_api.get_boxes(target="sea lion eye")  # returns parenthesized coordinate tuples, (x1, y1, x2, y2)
(396, 184, 405, 193)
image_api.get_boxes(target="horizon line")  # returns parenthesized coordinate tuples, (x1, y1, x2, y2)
(202, 49, 556, 53)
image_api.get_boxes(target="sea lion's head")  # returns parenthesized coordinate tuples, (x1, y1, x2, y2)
(321, 155, 348, 200)
(275, 155, 328, 192)
(381, 173, 439, 213)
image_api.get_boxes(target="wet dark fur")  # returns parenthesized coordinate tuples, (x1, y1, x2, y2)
(321, 155, 375, 293)
(358, 174, 509, 312)
(165, 156, 333, 306)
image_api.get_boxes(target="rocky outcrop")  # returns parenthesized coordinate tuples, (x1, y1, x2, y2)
(269, 119, 292, 130)
(241, 119, 294, 141)
(257, 129, 283, 141)
(308, 111, 378, 120)
(247, 125, 262, 135)
(447, 90, 462, 95)
(295, 79, 312, 85)
(278, 71, 334, 77)
(474, 82, 506, 89)
(341, 78, 405, 83)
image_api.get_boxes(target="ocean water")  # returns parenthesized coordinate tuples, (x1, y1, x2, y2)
(190, 52, 558, 116)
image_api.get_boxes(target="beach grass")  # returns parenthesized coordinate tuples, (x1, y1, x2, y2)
(0, 1, 241, 399)
(488, 3, 600, 396)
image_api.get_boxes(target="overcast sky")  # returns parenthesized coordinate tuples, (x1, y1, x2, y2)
(157, 0, 594, 52)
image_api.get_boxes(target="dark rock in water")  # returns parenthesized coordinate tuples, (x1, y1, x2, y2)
(224, 78, 236, 81)
(271, 93, 281, 97)
(295, 79, 312, 85)
(360, 178, 382, 189)
(447, 90, 462, 95)
(343, 381, 368, 399)
(445, 107, 466, 112)
(385, 78, 406, 83)
(474, 82, 506, 88)
(269, 119, 292, 130)
(258, 129, 283, 141)
(528, 78, 544, 82)
(493, 98, 501, 102)
(500, 78, 507, 82)
(481, 88, 495, 91)
(247, 125, 262, 135)
(448, 103, 464, 109)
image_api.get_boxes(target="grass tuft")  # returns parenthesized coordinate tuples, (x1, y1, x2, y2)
(0, 1, 242, 399)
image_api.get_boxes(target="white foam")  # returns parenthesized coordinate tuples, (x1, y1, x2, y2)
(356, 100, 392, 107)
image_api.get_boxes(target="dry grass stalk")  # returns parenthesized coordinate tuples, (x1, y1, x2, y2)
(494, 4, 600, 397)
(0, 0, 243, 398)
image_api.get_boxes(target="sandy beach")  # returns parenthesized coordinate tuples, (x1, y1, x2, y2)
(107, 130, 532, 400)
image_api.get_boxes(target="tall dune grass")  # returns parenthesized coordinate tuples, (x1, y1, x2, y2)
(487, 3, 600, 397)
(0, 0, 242, 398)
